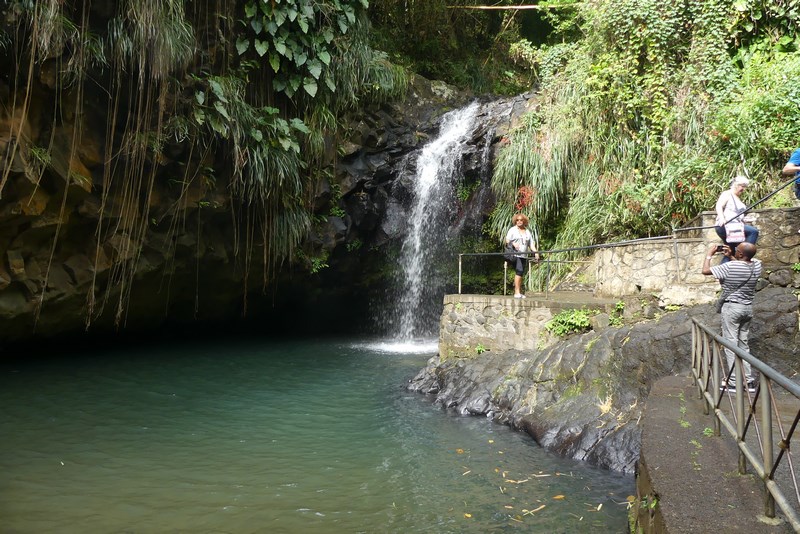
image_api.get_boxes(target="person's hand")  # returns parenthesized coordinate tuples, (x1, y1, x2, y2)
(707, 244, 720, 257)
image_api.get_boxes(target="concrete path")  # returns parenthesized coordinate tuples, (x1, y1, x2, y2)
(637, 374, 793, 532)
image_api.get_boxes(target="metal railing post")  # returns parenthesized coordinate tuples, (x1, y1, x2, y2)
(458, 254, 462, 295)
(762, 373, 776, 518)
(712, 343, 721, 435)
(691, 317, 800, 529)
(736, 357, 746, 474)
(503, 261, 507, 296)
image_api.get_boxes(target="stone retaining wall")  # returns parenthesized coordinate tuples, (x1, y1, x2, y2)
(593, 208, 800, 306)
(439, 293, 616, 357)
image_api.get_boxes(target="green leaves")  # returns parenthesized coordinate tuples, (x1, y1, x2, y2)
(238, 0, 370, 100)
(303, 78, 318, 97)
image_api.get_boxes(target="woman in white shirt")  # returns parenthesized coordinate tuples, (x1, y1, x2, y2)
(505, 213, 538, 299)
(714, 176, 759, 263)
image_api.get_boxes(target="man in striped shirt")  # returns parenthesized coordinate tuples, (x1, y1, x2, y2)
(702, 242, 762, 392)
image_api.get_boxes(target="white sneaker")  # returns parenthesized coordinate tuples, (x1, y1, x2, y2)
(514, 293, 525, 299)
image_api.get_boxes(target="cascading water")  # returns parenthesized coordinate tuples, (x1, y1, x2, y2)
(395, 102, 480, 340)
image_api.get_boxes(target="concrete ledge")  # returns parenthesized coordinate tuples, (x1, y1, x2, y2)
(444, 292, 618, 310)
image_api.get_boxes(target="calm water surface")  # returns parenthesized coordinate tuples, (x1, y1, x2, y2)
(0, 337, 632, 533)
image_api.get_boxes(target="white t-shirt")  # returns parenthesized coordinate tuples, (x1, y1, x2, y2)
(715, 190, 746, 226)
(505, 227, 533, 257)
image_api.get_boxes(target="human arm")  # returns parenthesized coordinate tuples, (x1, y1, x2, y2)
(527, 230, 540, 261)
(782, 162, 800, 175)
(782, 149, 800, 175)
(702, 244, 729, 276)
(714, 191, 728, 224)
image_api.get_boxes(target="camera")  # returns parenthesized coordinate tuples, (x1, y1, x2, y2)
(715, 245, 725, 253)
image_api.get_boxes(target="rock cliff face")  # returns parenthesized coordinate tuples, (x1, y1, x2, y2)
(408, 287, 799, 474)
(0, 73, 532, 344)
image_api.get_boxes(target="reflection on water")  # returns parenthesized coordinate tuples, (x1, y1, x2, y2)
(0, 338, 632, 533)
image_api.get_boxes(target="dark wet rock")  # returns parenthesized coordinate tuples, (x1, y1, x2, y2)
(408, 287, 799, 474)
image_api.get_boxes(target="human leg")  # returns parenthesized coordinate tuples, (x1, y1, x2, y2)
(720, 303, 753, 382)
(714, 226, 732, 263)
(513, 258, 526, 297)
(744, 225, 759, 244)
(720, 305, 737, 380)
(735, 305, 754, 380)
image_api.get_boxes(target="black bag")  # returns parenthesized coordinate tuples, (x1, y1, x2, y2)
(503, 243, 517, 263)
(715, 293, 727, 313)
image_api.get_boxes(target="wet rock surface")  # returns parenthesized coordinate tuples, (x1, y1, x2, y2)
(0, 74, 533, 343)
(408, 287, 799, 474)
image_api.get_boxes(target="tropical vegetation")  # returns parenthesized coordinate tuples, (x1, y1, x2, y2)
(2, 0, 799, 318)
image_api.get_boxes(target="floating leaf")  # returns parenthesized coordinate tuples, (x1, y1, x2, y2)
(456, 448, 465, 454)
(553, 495, 565, 500)
(464, 513, 472, 518)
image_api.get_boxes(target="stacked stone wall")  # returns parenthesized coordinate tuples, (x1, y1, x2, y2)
(593, 208, 800, 306)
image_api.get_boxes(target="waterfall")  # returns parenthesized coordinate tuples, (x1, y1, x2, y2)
(395, 102, 480, 340)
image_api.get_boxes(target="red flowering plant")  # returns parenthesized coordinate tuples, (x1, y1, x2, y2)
(515, 185, 535, 212)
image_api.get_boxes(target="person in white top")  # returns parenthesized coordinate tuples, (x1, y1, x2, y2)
(714, 176, 759, 264)
(504, 213, 539, 299)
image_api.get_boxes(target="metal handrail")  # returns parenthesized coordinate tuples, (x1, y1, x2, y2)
(457, 176, 798, 295)
(691, 318, 800, 531)
(458, 233, 684, 295)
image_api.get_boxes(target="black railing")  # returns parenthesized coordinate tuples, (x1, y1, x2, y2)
(458, 176, 798, 295)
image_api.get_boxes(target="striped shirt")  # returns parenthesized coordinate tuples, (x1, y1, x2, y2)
(710, 259, 762, 305)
